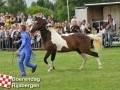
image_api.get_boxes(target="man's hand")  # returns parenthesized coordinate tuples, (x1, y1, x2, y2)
(15, 50, 19, 56)
(13, 41, 19, 44)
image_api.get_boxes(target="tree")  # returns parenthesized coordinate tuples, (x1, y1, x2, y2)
(0, 0, 6, 12)
(0, 0, 6, 7)
(27, 6, 53, 16)
(54, 0, 71, 21)
(44, 0, 55, 10)
(31, 1, 37, 6)
(7, 0, 27, 14)
(36, 0, 54, 10)
(36, 0, 45, 7)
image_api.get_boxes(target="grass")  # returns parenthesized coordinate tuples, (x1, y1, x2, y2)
(0, 47, 120, 90)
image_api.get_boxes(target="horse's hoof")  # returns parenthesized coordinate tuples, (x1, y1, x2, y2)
(48, 70, 50, 72)
(48, 69, 51, 72)
(99, 66, 103, 69)
(48, 67, 53, 72)
(53, 66, 55, 69)
(78, 67, 83, 70)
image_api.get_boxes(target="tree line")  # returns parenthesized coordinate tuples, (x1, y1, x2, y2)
(0, 0, 119, 21)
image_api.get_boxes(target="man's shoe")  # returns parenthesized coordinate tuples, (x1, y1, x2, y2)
(32, 65, 37, 73)
(21, 74, 26, 76)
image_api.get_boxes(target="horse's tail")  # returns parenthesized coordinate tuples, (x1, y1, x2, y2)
(87, 34, 103, 53)
(93, 37, 103, 53)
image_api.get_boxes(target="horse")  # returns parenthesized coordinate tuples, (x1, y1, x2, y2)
(30, 18, 103, 72)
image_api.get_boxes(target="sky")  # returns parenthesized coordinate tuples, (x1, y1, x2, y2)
(25, 0, 55, 7)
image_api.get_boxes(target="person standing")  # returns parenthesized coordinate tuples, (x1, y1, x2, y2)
(70, 21, 81, 33)
(92, 19, 99, 33)
(105, 14, 115, 47)
(14, 24, 37, 76)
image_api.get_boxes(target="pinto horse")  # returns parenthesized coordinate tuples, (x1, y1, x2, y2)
(30, 18, 103, 72)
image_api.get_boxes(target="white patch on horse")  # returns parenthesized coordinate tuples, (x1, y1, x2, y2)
(30, 25, 33, 31)
(48, 27, 69, 51)
(61, 33, 73, 36)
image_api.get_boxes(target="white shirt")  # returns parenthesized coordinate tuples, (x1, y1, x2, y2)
(0, 16, 5, 23)
(97, 28, 106, 37)
(26, 18, 33, 25)
(80, 24, 87, 33)
(71, 18, 77, 23)
(0, 30, 3, 37)
(112, 20, 115, 26)
(11, 29, 16, 38)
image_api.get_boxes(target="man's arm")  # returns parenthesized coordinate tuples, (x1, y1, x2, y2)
(13, 38, 22, 44)
(17, 38, 22, 43)
(18, 36, 26, 51)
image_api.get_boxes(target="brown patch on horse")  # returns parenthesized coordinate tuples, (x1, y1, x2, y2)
(61, 33, 91, 53)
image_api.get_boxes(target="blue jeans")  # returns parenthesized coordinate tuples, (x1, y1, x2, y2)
(18, 51, 36, 75)
(104, 32, 113, 47)
(4, 38, 10, 48)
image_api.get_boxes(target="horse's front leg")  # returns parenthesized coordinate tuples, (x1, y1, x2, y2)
(48, 50, 56, 72)
(44, 51, 51, 69)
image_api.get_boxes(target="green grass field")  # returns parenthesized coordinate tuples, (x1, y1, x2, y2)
(0, 47, 120, 90)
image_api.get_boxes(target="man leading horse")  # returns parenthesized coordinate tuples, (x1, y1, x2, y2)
(14, 24, 37, 76)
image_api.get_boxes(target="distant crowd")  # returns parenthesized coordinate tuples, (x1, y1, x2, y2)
(0, 12, 120, 50)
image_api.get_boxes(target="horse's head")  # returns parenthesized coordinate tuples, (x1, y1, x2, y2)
(30, 17, 48, 33)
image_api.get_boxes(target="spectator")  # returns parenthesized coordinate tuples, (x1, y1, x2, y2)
(105, 14, 115, 47)
(91, 27, 97, 35)
(0, 13, 5, 26)
(70, 21, 81, 33)
(37, 13, 43, 18)
(5, 12, 9, 18)
(42, 14, 46, 20)
(47, 16, 52, 23)
(26, 14, 33, 26)
(98, 25, 106, 37)
(32, 14, 36, 21)
(35, 31, 41, 48)
(10, 14, 16, 25)
(56, 22, 64, 35)
(2, 26, 10, 49)
(63, 21, 70, 34)
(20, 13, 25, 23)
(0, 26, 4, 35)
(0, 26, 4, 49)
(10, 24, 17, 39)
(80, 20, 90, 34)
(77, 21, 82, 27)
(97, 25, 106, 47)
(92, 19, 99, 33)
(16, 13, 23, 24)
(51, 14, 55, 22)
(4, 16, 10, 29)
(17, 15, 21, 23)
(71, 16, 77, 24)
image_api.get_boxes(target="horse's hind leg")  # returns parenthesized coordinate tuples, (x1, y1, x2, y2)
(86, 50, 103, 69)
(77, 49, 87, 70)
(79, 53, 87, 70)
(48, 50, 56, 72)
